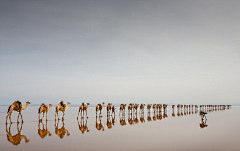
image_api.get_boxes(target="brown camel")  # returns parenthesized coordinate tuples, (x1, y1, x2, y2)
(112, 105, 116, 116)
(133, 104, 139, 113)
(55, 101, 71, 120)
(55, 120, 70, 139)
(140, 104, 145, 113)
(96, 102, 105, 117)
(78, 117, 90, 134)
(38, 120, 52, 139)
(147, 104, 152, 113)
(6, 122, 29, 145)
(38, 103, 52, 121)
(152, 104, 157, 113)
(128, 103, 133, 114)
(106, 103, 112, 115)
(6, 101, 31, 124)
(163, 104, 168, 112)
(78, 102, 90, 119)
(157, 104, 162, 112)
(119, 104, 126, 115)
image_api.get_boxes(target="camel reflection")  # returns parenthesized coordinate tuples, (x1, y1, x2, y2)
(78, 117, 90, 134)
(55, 120, 70, 139)
(119, 114, 127, 126)
(200, 111, 208, 129)
(147, 112, 152, 122)
(172, 109, 175, 117)
(133, 113, 139, 124)
(6, 123, 29, 145)
(38, 120, 52, 139)
(157, 111, 162, 120)
(140, 113, 145, 123)
(106, 114, 116, 129)
(163, 110, 168, 119)
(152, 112, 157, 121)
(128, 113, 134, 125)
(96, 116, 105, 131)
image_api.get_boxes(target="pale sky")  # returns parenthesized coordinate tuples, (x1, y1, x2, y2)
(0, 0, 240, 105)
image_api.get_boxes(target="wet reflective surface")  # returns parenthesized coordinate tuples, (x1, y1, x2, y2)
(0, 106, 239, 151)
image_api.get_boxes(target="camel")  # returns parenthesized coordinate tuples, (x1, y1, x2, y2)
(119, 104, 126, 115)
(140, 104, 145, 113)
(78, 102, 90, 119)
(163, 104, 168, 112)
(55, 101, 71, 121)
(38, 120, 52, 139)
(96, 102, 105, 117)
(6, 122, 29, 145)
(55, 120, 70, 139)
(112, 105, 116, 116)
(157, 104, 162, 112)
(78, 117, 90, 134)
(96, 116, 104, 131)
(133, 104, 139, 113)
(128, 103, 133, 114)
(152, 104, 157, 113)
(106, 103, 112, 115)
(147, 104, 152, 113)
(38, 103, 52, 121)
(6, 101, 31, 124)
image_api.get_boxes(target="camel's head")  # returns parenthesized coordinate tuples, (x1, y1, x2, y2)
(102, 102, 105, 105)
(87, 103, 90, 105)
(67, 102, 71, 105)
(26, 101, 31, 105)
(49, 104, 52, 107)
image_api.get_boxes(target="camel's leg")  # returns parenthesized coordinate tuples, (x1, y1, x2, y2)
(38, 113, 41, 121)
(62, 112, 65, 120)
(6, 112, 11, 124)
(17, 112, 20, 123)
(20, 112, 24, 123)
(86, 110, 88, 118)
(46, 112, 48, 121)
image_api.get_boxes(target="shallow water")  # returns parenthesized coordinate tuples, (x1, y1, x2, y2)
(0, 106, 239, 151)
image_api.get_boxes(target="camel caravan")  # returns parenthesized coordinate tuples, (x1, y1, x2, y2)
(5, 100, 231, 125)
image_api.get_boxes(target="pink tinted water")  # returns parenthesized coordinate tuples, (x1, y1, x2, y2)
(0, 106, 239, 151)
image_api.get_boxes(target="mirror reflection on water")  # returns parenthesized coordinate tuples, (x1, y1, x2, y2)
(0, 105, 239, 151)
